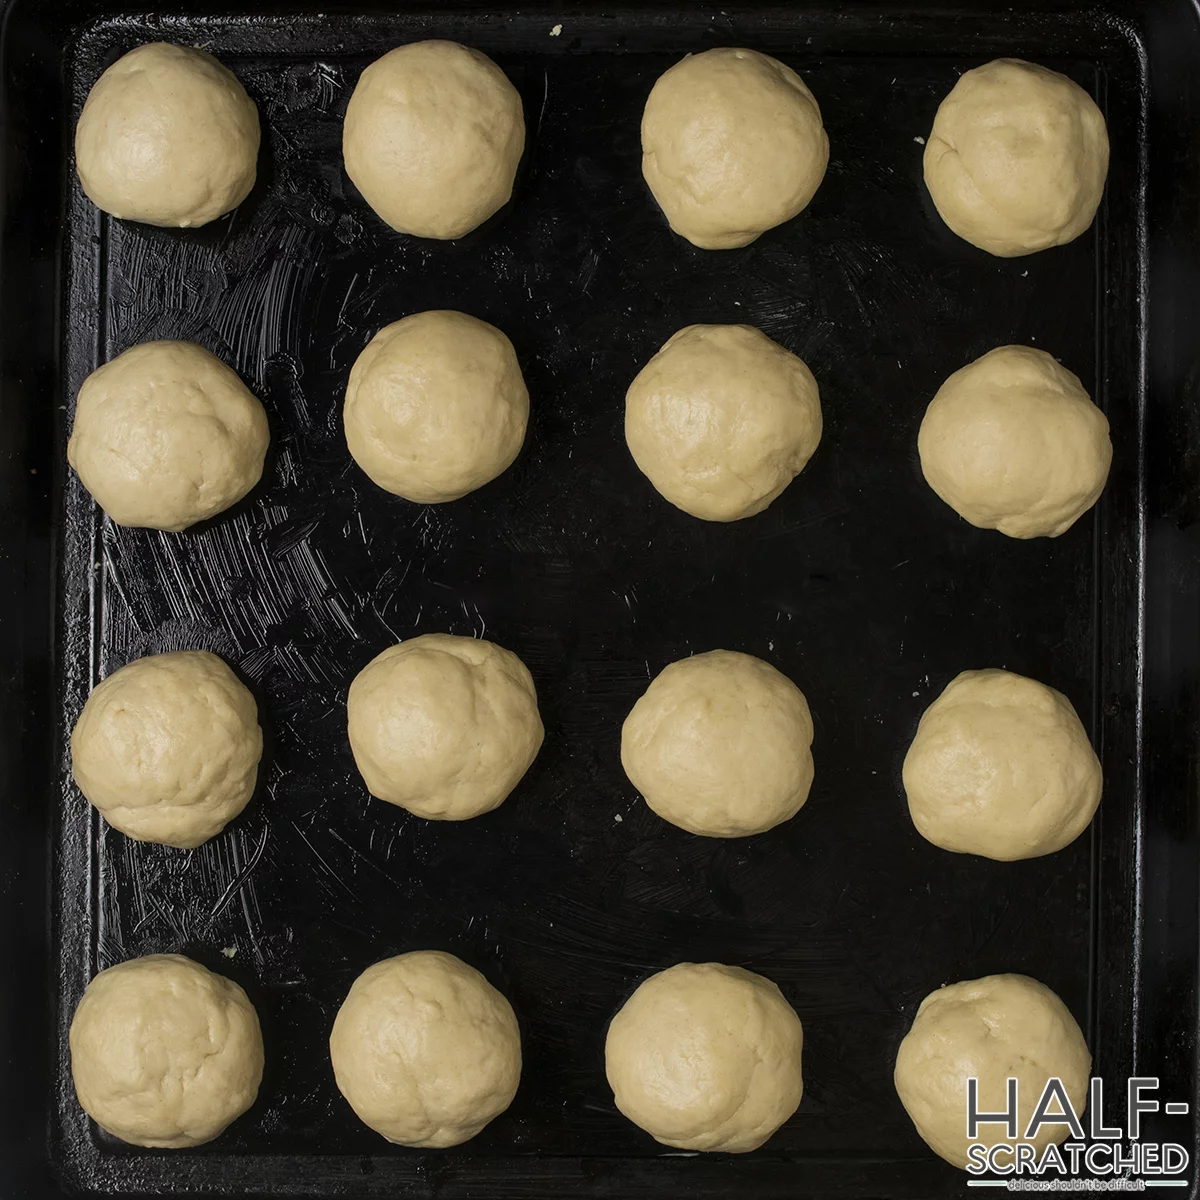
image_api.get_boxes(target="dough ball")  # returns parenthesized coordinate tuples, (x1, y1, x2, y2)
(894, 973, 1090, 1168)
(70, 954, 263, 1148)
(68, 340, 270, 532)
(344, 311, 529, 503)
(918, 345, 1111, 539)
(903, 668, 1101, 861)
(347, 633, 543, 820)
(642, 48, 829, 249)
(75, 43, 260, 228)
(343, 40, 525, 239)
(621, 649, 814, 837)
(924, 59, 1109, 257)
(70, 650, 262, 849)
(605, 962, 804, 1152)
(625, 324, 822, 522)
(330, 951, 521, 1147)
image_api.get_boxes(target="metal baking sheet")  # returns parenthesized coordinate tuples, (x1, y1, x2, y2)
(1, 1, 1197, 1197)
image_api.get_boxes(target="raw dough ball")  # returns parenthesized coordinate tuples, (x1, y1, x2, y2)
(625, 324, 822, 522)
(918, 345, 1111, 539)
(642, 48, 829, 249)
(894, 973, 1090, 1168)
(71, 650, 263, 849)
(621, 649, 814, 837)
(70, 954, 263, 1148)
(343, 40, 525, 239)
(330, 951, 521, 1147)
(75, 43, 260, 228)
(605, 962, 804, 1152)
(68, 340, 270, 532)
(903, 668, 1102, 861)
(344, 311, 529, 503)
(924, 59, 1109, 257)
(347, 633, 543, 820)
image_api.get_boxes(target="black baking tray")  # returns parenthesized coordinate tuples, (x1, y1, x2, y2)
(1, 0, 1198, 1197)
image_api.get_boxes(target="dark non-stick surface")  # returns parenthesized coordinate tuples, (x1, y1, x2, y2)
(49, 5, 1147, 1197)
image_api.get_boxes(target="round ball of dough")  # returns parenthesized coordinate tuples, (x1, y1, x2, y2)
(343, 40, 525, 239)
(347, 633, 543, 820)
(903, 668, 1102, 861)
(923, 59, 1109, 257)
(68, 340, 270, 532)
(70, 954, 263, 1148)
(894, 973, 1090, 1168)
(918, 345, 1111, 539)
(621, 649, 814, 837)
(605, 962, 804, 1152)
(75, 43, 260, 228)
(70, 650, 263, 849)
(625, 324, 822, 522)
(330, 951, 521, 1147)
(641, 48, 829, 249)
(344, 311, 529, 504)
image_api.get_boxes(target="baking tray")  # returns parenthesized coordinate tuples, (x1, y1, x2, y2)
(0, 0, 1197, 1196)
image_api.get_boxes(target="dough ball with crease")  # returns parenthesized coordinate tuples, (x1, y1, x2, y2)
(344, 311, 529, 503)
(343, 40, 525, 239)
(605, 962, 804, 1152)
(923, 59, 1108, 257)
(70, 954, 263, 1148)
(330, 951, 521, 1147)
(621, 649, 814, 837)
(894, 973, 1090, 1168)
(903, 668, 1102, 861)
(68, 340, 270, 532)
(642, 47, 828, 249)
(347, 633, 543, 820)
(918, 345, 1111, 539)
(75, 42, 260, 228)
(625, 324, 822, 522)
(70, 650, 262, 849)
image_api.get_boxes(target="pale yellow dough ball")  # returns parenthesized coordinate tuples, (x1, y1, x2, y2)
(68, 340, 270, 532)
(344, 311, 529, 504)
(621, 649, 814, 837)
(75, 42, 260, 228)
(605, 962, 804, 1152)
(903, 668, 1102, 861)
(894, 973, 1090, 1168)
(918, 345, 1111, 539)
(330, 951, 521, 1147)
(923, 58, 1109, 257)
(70, 650, 263, 849)
(625, 324, 822, 522)
(346, 633, 543, 820)
(342, 40, 525, 239)
(70, 954, 263, 1148)
(641, 47, 829, 249)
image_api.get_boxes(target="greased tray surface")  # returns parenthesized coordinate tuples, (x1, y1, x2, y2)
(0, 1, 1195, 1197)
